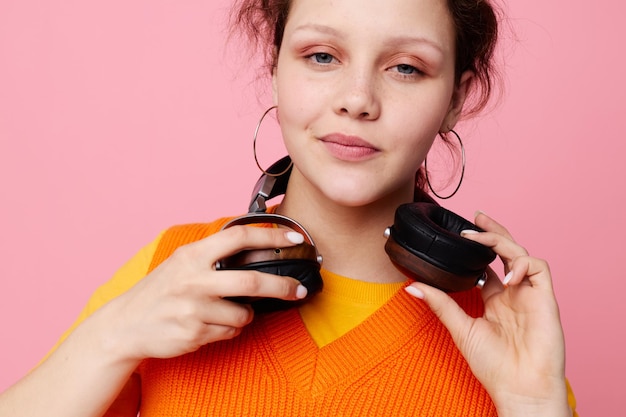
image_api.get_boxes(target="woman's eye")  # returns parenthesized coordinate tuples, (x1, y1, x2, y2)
(395, 64, 420, 75)
(309, 52, 335, 64)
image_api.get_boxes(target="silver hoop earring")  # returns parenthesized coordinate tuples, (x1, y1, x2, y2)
(253, 106, 292, 177)
(424, 129, 466, 200)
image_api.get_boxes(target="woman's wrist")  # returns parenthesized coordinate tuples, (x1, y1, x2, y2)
(78, 297, 147, 368)
(493, 380, 572, 417)
(497, 402, 572, 417)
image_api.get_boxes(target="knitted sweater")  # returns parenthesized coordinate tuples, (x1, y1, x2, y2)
(136, 221, 496, 417)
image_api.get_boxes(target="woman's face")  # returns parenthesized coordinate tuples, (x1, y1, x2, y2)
(273, 0, 470, 207)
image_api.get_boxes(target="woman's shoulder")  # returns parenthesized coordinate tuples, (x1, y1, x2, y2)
(151, 212, 249, 261)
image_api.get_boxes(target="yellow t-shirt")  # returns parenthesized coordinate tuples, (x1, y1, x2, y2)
(300, 269, 406, 347)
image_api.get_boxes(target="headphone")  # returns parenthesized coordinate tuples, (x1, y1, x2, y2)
(216, 156, 496, 312)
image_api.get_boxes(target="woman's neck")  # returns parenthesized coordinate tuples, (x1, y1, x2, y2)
(276, 171, 415, 283)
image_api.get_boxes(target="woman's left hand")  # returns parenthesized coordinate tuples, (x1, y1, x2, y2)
(405, 212, 572, 417)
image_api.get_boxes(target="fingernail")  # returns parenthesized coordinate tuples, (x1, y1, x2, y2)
(296, 284, 308, 299)
(503, 271, 513, 285)
(405, 286, 425, 299)
(461, 229, 479, 236)
(286, 231, 304, 244)
(474, 210, 485, 218)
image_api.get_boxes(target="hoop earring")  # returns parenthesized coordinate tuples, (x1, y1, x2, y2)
(253, 106, 292, 177)
(424, 129, 466, 200)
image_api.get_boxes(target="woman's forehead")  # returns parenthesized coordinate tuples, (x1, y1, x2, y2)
(284, 0, 456, 51)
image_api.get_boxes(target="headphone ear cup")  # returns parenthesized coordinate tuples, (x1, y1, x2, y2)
(216, 213, 323, 312)
(385, 203, 496, 292)
(223, 258, 323, 312)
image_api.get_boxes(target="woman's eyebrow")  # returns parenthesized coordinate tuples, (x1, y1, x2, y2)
(383, 35, 445, 55)
(291, 23, 344, 37)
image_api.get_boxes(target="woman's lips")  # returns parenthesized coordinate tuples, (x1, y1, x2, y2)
(319, 133, 380, 161)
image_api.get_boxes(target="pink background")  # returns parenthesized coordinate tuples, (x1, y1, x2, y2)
(0, 1, 623, 415)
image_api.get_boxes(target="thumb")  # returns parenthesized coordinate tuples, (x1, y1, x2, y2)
(405, 283, 474, 349)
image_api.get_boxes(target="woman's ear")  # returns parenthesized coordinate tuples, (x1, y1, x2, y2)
(441, 71, 474, 131)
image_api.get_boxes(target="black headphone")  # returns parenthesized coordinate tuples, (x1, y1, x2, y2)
(217, 156, 496, 312)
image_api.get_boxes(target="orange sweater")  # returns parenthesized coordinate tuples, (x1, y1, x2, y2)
(136, 221, 496, 416)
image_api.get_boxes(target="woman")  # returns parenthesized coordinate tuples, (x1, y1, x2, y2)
(0, 0, 577, 415)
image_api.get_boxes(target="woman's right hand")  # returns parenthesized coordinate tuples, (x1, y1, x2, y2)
(93, 226, 308, 362)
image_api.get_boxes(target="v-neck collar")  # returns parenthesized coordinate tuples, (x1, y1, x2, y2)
(258, 286, 437, 395)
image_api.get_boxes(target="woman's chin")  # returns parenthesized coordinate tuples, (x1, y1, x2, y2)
(317, 187, 399, 210)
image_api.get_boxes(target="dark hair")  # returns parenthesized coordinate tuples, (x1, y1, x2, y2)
(230, 0, 500, 115)
(447, 0, 500, 116)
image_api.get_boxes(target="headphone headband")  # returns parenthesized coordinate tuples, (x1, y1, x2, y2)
(248, 156, 293, 213)
(221, 212, 318, 247)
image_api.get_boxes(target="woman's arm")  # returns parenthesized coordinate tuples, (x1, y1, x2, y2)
(103, 374, 141, 417)
(0, 304, 143, 417)
(0, 226, 307, 417)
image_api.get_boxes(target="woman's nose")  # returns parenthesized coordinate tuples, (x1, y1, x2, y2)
(334, 68, 381, 120)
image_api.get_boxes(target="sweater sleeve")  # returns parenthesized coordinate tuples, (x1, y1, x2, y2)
(567, 379, 578, 416)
